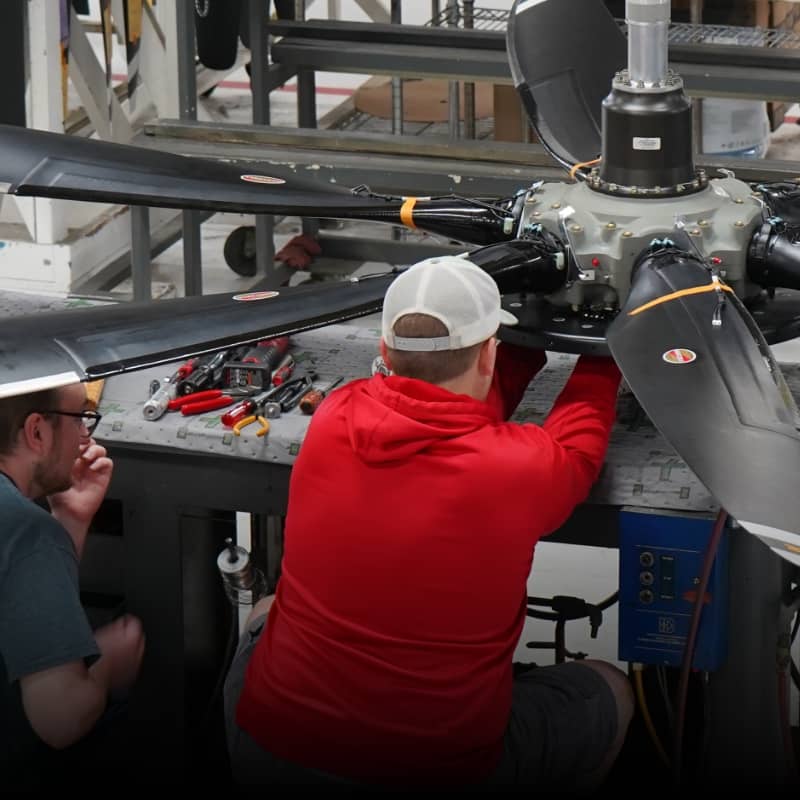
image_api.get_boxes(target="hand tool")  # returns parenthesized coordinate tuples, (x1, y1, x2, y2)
(224, 337, 290, 389)
(220, 374, 312, 426)
(263, 400, 282, 419)
(259, 373, 316, 418)
(168, 389, 241, 416)
(232, 414, 270, 437)
(143, 358, 198, 421)
(280, 375, 316, 412)
(221, 383, 290, 427)
(271, 354, 296, 386)
(176, 350, 230, 395)
(299, 377, 344, 415)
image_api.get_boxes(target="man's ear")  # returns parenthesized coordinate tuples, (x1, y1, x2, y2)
(21, 412, 48, 454)
(379, 338, 393, 371)
(477, 337, 497, 378)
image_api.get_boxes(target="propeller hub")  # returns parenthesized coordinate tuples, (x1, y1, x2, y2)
(593, 0, 701, 198)
(595, 84, 700, 197)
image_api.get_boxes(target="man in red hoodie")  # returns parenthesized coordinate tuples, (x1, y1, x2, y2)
(224, 255, 633, 788)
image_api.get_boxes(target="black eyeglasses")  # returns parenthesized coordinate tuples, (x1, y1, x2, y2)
(38, 410, 103, 436)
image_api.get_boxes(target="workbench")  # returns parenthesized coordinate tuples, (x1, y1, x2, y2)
(94, 319, 736, 509)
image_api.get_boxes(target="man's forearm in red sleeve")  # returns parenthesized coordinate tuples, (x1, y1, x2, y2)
(486, 343, 548, 420)
(543, 355, 622, 481)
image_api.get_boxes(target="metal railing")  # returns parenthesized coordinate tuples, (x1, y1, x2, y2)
(427, 4, 800, 52)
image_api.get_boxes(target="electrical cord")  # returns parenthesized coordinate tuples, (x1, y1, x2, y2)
(631, 663, 670, 767)
(350, 184, 513, 223)
(569, 157, 602, 181)
(671, 508, 728, 788)
(700, 670, 712, 778)
(655, 665, 675, 729)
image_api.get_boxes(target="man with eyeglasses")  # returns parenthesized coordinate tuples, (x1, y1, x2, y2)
(0, 381, 145, 788)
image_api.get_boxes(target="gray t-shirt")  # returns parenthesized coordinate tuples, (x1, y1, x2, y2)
(0, 473, 100, 784)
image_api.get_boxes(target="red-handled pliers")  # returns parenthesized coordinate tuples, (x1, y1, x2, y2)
(168, 390, 236, 416)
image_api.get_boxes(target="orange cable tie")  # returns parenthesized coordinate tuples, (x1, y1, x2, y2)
(400, 197, 418, 229)
(628, 282, 734, 317)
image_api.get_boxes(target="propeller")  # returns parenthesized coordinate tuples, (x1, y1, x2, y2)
(607, 237, 800, 564)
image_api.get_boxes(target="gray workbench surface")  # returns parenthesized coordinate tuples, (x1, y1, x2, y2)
(4, 289, 796, 515)
(97, 323, 384, 467)
(96, 322, 800, 515)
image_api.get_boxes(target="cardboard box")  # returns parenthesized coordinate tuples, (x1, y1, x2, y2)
(492, 84, 536, 143)
(352, 77, 493, 125)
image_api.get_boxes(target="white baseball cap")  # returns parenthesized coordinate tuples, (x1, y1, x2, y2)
(382, 255, 518, 352)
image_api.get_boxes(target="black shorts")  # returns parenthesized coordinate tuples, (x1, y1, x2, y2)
(224, 618, 617, 789)
(484, 661, 618, 789)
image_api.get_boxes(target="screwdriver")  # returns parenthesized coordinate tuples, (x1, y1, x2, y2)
(299, 377, 344, 415)
(221, 383, 286, 427)
(271, 354, 296, 386)
(221, 374, 313, 427)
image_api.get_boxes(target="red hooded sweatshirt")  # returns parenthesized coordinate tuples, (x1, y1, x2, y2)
(237, 345, 621, 785)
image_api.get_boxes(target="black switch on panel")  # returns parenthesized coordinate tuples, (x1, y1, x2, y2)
(659, 554, 675, 600)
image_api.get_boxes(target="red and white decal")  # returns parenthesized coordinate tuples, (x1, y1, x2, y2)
(662, 348, 697, 365)
(232, 291, 280, 302)
(240, 174, 286, 185)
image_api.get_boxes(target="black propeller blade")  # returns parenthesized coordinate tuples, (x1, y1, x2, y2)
(607, 242, 800, 564)
(0, 240, 548, 398)
(506, 0, 626, 170)
(0, 274, 392, 398)
(0, 124, 512, 245)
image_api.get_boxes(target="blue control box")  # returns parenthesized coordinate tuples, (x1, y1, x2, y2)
(618, 507, 728, 670)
